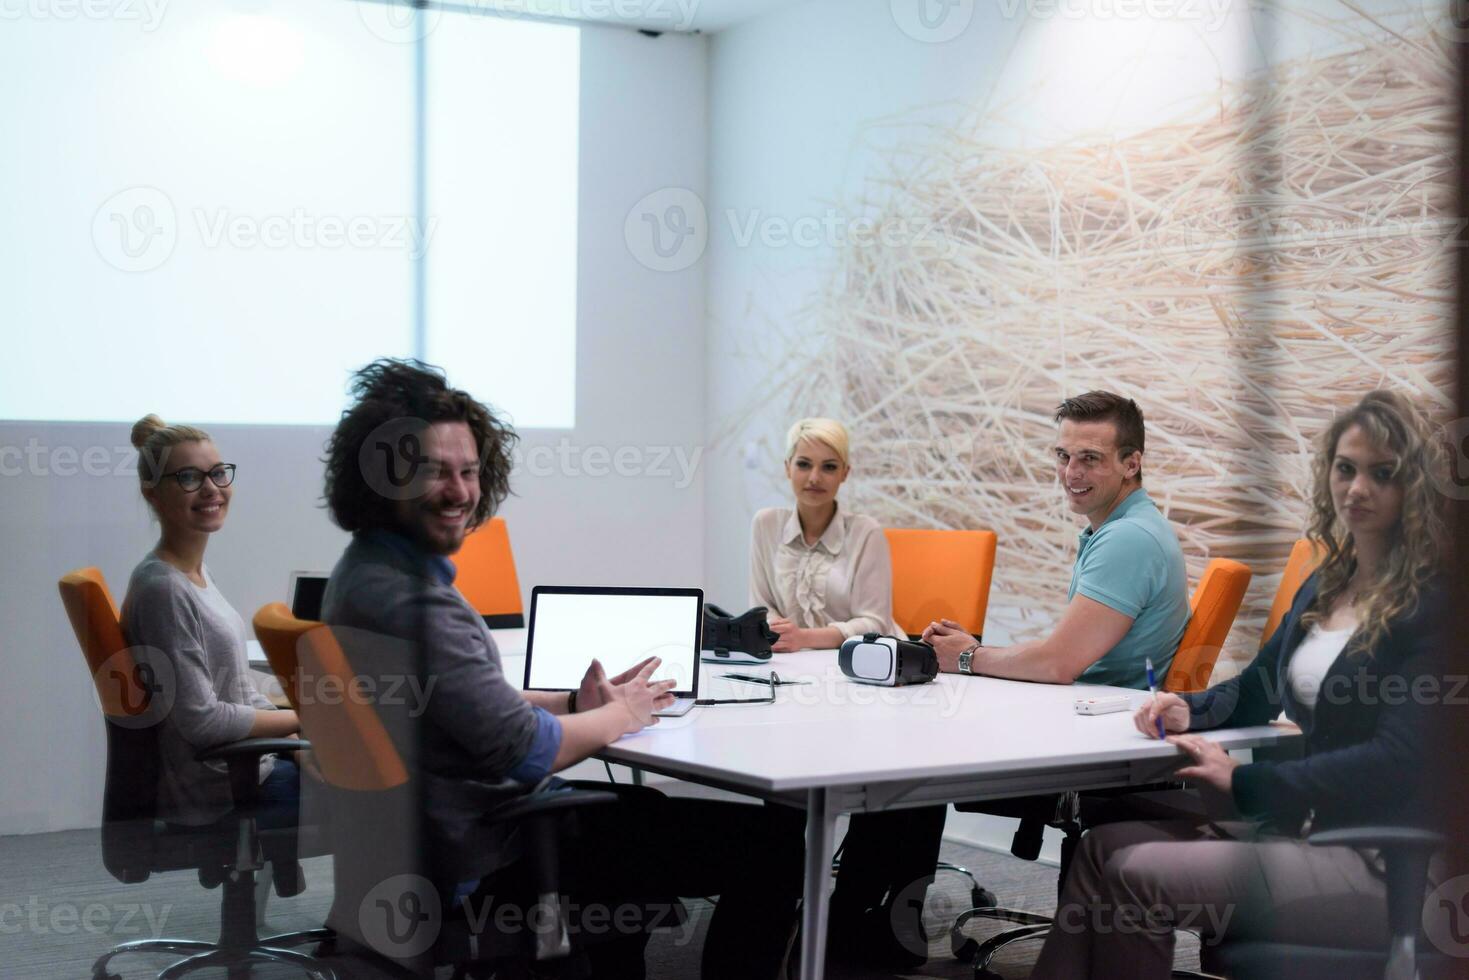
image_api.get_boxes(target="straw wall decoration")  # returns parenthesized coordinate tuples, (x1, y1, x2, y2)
(769, 14, 1456, 673)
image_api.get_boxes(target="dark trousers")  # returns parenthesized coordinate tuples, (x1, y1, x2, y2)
(480, 783, 806, 980)
(828, 806, 949, 960)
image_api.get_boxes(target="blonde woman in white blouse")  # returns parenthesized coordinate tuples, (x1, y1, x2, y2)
(748, 418, 944, 970)
(749, 418, 900, 651)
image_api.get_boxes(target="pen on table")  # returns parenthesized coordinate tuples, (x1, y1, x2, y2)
(1145, 657, 1165, 740)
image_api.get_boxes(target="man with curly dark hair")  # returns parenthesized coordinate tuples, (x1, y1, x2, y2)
(319, 359, 804, 979)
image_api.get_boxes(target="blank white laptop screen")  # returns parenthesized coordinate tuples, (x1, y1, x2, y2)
(523, 588, 702, 695)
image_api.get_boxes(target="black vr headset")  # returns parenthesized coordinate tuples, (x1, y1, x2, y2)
(701, 604, 778, 662)
(838, 633, 939, 686)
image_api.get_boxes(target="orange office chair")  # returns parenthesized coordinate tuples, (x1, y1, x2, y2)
(454, 516, 525, 629)
(295, 621, 626, 975)
(1162, 557, 1253, 694)
(253, 602, 318, 711)
(885, 528, 998, 639)
(60, 568, 333, 980)
(1261, 538, 1324, 648)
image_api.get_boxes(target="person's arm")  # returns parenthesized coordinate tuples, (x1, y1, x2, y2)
(247, 709, 300, 737)
(551, 659, 675, 769)
(749, 510, 783, 613)
(403, 587, 553, 778)
(822, 521, 898, 640)
(1171, 583, 1307, 732)
(1229, 600, 1445, 824)
(523, 690, 574, 715)
(927, 593, 1135, 683)
(129, 578, 295, 746)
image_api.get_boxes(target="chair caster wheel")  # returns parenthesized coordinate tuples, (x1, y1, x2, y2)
(971, 886, 998, 909)
(93, 972, 122, 980)
(953, 936, 979, 962)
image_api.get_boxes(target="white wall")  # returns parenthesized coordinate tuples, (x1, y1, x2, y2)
(0, 24, 707, 837)
(702, 0, 1024, 624)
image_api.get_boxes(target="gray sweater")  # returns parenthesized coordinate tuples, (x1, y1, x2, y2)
(321, 531, 543, 883)
(121, 553, 276, 825)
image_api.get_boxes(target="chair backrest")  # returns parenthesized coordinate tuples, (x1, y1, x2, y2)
(1260, 538, 1324, 648)
(884, 528, 998, 639)
(453, 516, 524, 629)
(59, 567, 146, 721)
(1162, 558, 1252, 693)
(58, 566, 161, 881)
(253, 601, 317, 711)
(292, 623, 410, 793)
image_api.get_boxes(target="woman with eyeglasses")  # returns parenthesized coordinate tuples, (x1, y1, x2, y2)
(120, 414, 302, 828)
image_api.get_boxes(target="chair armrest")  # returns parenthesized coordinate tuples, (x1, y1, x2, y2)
(485, 788, 617, 824)
(1308, 826, 1446, 852)
(196, 738, 310, 812)
(1311, 825, 1444, 954)
(196, 738, 309, 763)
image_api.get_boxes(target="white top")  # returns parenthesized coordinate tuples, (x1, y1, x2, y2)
(1287, 623, 1354, 709)
(748, 504, 900, 639)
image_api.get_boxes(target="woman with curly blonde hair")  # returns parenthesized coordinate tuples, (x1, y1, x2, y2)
(1032, 390, 1450, 979)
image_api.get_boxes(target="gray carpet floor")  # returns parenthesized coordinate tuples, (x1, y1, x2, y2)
(0, 810, 1202, 979)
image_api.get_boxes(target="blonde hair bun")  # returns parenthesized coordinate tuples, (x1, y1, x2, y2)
(130, 414, 168, 450)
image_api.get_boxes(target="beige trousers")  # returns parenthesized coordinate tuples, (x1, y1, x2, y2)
(1029, 818, 1391, 980)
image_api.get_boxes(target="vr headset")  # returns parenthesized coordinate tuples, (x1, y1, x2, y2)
(838, 633, 939, 687)
(701, 604, 777, 662)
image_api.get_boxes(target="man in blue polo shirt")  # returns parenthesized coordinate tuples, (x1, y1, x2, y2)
(927, 390, 1189, 690)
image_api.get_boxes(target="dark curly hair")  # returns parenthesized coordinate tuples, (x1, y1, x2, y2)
(323, 359, 518, 533)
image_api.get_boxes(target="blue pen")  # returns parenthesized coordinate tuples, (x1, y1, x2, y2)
(1145, 658, 1165, 740)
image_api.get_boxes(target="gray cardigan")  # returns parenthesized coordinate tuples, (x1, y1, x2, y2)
(121, 553, 276, 825)
(321, 530, 544, 882)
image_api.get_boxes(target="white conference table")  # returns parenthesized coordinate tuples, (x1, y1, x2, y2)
(492, 629, 1298, 980)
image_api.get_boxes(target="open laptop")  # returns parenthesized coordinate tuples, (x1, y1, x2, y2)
(287, 571, 330, 622)
(523, 586, 703, 717)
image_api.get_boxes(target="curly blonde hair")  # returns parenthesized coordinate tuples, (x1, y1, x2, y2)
(1300, 390, 1447, 655)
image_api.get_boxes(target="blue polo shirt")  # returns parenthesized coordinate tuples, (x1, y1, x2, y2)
(1069, 488, 1189, 690)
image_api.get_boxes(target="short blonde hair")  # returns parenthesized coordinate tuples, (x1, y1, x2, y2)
(131, 414, 211, 489)
(785, 418, 850, 467)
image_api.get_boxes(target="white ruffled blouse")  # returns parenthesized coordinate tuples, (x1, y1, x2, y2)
(748, 504, 900, 639)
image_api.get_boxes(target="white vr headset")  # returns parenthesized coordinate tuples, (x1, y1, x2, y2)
(838, 633, 940, 687)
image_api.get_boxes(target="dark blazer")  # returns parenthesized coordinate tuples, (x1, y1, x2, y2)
(1182, 571, 1447, 832)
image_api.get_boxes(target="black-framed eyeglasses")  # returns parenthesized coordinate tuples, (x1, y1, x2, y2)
(160, 464, 236, 492)
(697, 671, 784, 706)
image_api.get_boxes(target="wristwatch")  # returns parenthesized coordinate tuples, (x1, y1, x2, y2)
(957, 641, 980, 675)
